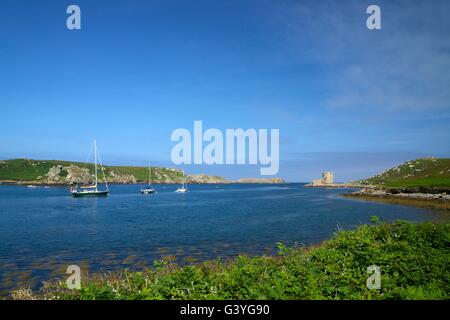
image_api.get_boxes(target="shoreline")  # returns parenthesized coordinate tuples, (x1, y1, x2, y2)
(302, 183, 450, 210)
(0, 180, 287, 186)
(11, 221, 449, 300)
(343, 192, 450, 211)
(304, 183, 364, 188)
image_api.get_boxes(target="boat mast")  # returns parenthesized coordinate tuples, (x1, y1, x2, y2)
(148, 163, 151, 187)
(94, 140, 98, 191)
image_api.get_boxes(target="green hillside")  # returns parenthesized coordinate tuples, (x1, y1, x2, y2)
(0, 158, 182, 183)
(359, 158, 450, 189)
(0, 159, 82, 181)
(108, 165, 182, 182)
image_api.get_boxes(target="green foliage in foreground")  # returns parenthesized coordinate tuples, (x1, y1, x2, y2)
(25, 221, 449, 300)
(359, 158, 450, 189)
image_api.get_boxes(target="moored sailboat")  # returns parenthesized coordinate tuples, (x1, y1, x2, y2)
(140, 163, 156, 194)
(175, 169, 188, 193)
(72, 140, 109, 197)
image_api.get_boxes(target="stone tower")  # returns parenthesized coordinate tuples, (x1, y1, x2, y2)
(322, 171, 334, 184)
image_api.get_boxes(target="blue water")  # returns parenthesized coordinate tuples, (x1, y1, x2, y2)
(0, 183, 439, 295)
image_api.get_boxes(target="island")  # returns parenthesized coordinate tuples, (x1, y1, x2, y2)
(0, 159, 285, 185)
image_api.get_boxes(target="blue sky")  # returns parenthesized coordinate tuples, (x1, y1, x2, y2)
(1, 0, 449, 181)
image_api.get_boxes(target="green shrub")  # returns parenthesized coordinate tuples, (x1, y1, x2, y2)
(18, 221, 450, 300)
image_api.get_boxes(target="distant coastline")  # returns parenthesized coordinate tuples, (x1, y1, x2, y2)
(0, 159, 285, 186)
(304, 158, 450, 211)
(0, 180, 286, 186)
(304, 182, 364, 188)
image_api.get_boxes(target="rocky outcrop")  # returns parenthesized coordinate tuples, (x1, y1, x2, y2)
(184, 176, 285, 184)
(151, 168, 180, 184)
(43, 165, 94, 185)
(108, 170, 137, 184)
(187, 174, 228, 184)
(46, 165, 64, 183)
(42, 165, 138, 185)
(65, 165, 93, 184)
(350, 187, 450, 201)
(235, 177, 285, 184)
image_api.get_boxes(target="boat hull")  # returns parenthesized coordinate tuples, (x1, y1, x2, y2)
(72, 190, 109, 197)
(140, 189, 156, 194)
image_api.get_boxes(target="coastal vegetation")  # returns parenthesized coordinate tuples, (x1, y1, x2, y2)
(358, 158, 450, 190)
(343, 158, 450, 210)
(0, 159, 285, 185)
(13, 220, 449, 300)
(0, 159, 182, 184)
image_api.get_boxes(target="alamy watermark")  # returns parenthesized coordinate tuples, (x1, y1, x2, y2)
(66, 264, 81, 290)
(366, 5, 381, 30)
(66, 4, 381, 30)
(66, 5, 81, 30)
(171, 121, 279, 175)
(66, 4, 380, 31)
(367, 265, 381, 290)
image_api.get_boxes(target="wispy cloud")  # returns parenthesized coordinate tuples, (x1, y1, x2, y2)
(264, 0, 450, 111)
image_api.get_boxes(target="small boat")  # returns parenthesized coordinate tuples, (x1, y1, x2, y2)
(175, 169, 188, 193)
(27, 185, 37, 189)
(72, 140, 109, 197)
(140, 163, 156, 194)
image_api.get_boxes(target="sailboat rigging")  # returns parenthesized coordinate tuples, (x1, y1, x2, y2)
(140, 163, 156, 194)
(71, 140, 109, 197)
(175, 169, 188, 193)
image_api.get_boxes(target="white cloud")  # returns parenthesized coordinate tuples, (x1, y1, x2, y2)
(263, 0, 450, 111)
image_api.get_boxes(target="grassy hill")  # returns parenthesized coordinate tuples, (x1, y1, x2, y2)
(359, 158, 450, 189)
(0, 158, 183, 184)
(0, 159, 82, 181)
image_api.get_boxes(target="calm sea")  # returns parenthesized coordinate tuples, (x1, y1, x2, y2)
(0, 183, 440, 296)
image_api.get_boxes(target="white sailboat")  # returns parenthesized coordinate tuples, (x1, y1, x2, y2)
(140, 163, 156, 194)
(175, 169, 188, 193)
(72, 140, 109, 197)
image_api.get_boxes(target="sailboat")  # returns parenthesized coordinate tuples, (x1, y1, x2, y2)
(140, 163, 156, 194)
(72, 140, 109, 197)
(175, 169, 188, 193)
